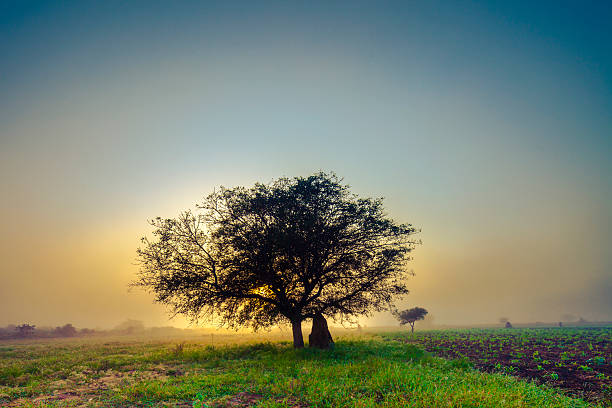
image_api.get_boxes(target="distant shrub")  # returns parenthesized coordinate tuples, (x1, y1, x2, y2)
(54, 324, 77, 337)
(15, 324, 35, 338)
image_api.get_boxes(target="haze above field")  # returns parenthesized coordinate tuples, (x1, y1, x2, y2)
(1, 1, 611, 329)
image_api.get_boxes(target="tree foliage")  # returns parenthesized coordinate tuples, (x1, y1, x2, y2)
(54, 324, 77, 337)
(134, 172, 419, 347)
(15, 324, 35, 337)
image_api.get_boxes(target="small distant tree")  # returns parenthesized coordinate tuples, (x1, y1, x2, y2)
(114, 319, 145, 335)
(395, 307, 428, 333)
(80, 328, 95, 335)
(15, 324, 35, 338)
(54, 324, 77, 337)
(498, 317, 513, 328)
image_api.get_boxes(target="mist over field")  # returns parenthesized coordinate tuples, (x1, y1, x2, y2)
(1, 1, 611, 330)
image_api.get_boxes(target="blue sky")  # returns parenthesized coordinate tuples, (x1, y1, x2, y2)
(1, 1, 611, 327)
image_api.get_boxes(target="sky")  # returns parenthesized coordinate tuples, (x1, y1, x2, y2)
(1, 0, 611, 328)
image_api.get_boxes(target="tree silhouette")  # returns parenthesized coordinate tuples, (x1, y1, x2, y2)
(54, 324, 77, 337)
(134, 172, 419, 348)
(15, 324, 35, 338)
(395, 307, 428, 333)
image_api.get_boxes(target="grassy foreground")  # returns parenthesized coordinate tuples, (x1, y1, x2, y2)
(0, 336, 598, 407)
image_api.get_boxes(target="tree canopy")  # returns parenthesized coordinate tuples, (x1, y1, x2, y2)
(15, 324, 35, 338)
(134, 172, 419, 348)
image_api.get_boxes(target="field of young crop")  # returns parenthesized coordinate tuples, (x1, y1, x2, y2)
(383, 327, 612, 405)
(0, 330, 606, 408)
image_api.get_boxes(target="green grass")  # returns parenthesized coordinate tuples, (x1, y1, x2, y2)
(0, 336, 600, 407)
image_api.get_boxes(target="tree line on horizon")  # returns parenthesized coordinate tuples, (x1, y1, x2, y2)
(0, 323, 85, 339)
(0, 319, 164, 339)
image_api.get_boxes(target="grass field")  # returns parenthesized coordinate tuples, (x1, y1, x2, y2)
(0, 329, 608, 407)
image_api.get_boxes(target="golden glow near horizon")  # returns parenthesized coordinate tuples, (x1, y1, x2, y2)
(1, 1, 611, 330)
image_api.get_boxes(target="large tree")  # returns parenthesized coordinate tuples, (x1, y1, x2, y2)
(134, 172, 419, 348)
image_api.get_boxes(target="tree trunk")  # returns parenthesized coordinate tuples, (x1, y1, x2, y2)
(410, 322, 415, 333)
(309, 313, 334, 349)
(291, 320, 304, 348)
